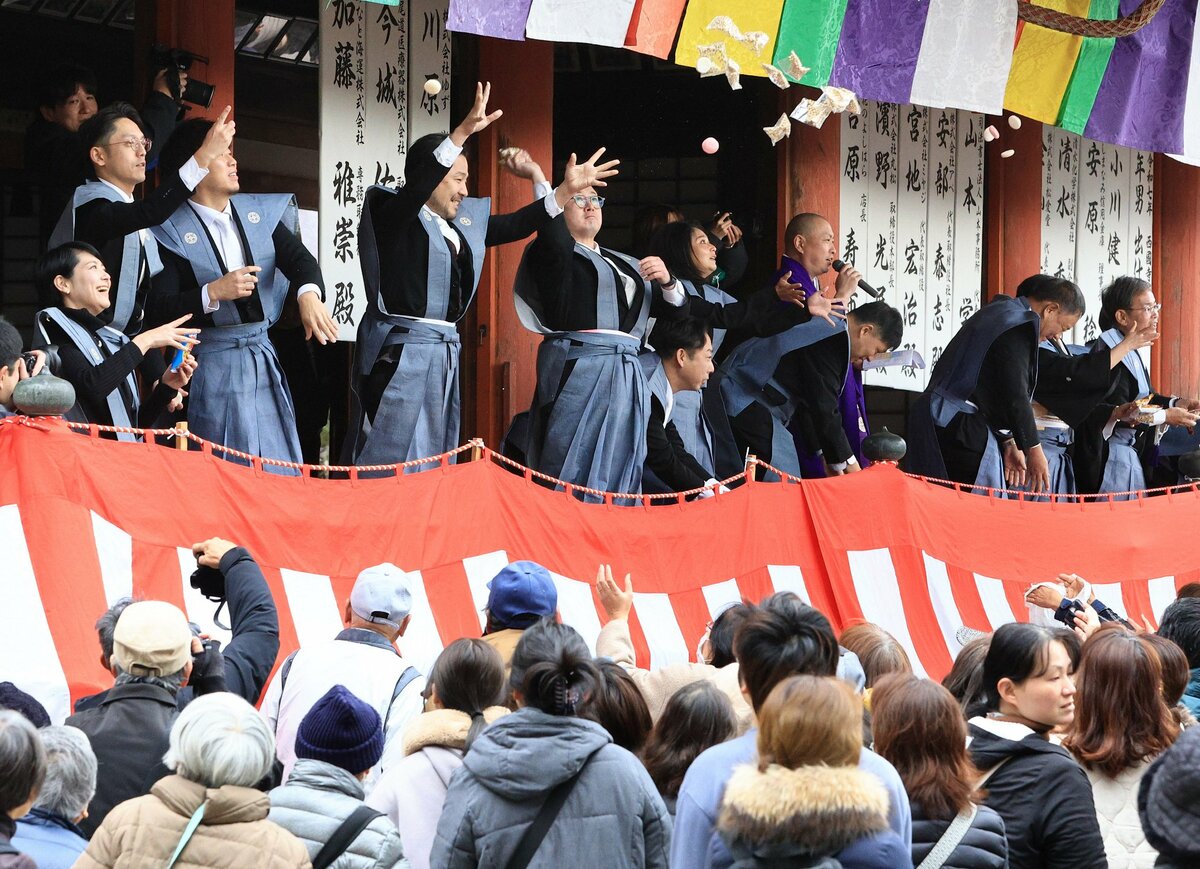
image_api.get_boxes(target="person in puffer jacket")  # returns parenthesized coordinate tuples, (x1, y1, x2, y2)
(871, 673, 1007, 869)
(367, 639, 510, 869)
(1063, 626, 1180, 868)
(269, 685, 406, 869)
(431, 618, 671, 868)
(967, 623, 1105, 869)
(717, 675, 910, 869)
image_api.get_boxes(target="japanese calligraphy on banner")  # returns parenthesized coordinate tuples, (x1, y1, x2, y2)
(1038, 128, 1154, 347)
(845, 102, 985, 392)
(319, 0, 452, 341)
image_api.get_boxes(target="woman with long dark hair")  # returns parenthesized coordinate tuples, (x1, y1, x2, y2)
(640, 681, 737, 816)
(1063, 625, 1180, 867)
(872, 674, 1007, 869)
(1074, 276, 1200, 495)
(432, 619, 670, 868)
(966, 622, 1105, 868)
(367, 639, 510, 869)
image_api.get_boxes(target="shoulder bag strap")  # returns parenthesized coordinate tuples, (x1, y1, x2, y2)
(915, 804, 978, 869)
(381, 665, 421, 735)
(503, 765, 587, 869)
(311, 804, 384, 869)
(165, 801, 207, 869)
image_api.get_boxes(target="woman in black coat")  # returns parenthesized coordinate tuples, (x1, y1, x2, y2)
(872, 674, 1007, 869)
(965, 623, 1105, 869)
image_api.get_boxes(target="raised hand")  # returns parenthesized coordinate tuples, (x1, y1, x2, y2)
(500, 148, 546, 184)
(639, 255, 671, 285)
(196, 106, 235, 167)
(450, 81, 503, 146)
(595, 564, 633, 621)
(833, 263, 862, 301)
(192, 537, 239, 569)
(132, 314, 199, 355)
(161, 352, 197, 391)
(559, 147, 621, 195)
(805, 287, 847, 327)
(1166, 406, 1198, 429)
(299, 292, 339, 346)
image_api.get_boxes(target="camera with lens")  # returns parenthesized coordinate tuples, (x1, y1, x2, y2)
(190, 561, 227, 603)
(22, 345, 61, 377)
(150, 44, 215, 108)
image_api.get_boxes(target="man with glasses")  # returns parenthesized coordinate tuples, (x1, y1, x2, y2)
(50, 101, 234, 337)
(348, 82, 615, 468)
(510, 172, 698, 499)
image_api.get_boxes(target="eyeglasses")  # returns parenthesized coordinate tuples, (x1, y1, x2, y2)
(1125, 303, 1162, 314)
(101, 137, 152, 154)
(569, 194, 605, 209)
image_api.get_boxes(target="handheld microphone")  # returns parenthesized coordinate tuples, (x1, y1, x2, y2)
(832, 260, 884, 299)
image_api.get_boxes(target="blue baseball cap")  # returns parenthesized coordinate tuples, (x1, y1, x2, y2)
(486, 561, 557, 628)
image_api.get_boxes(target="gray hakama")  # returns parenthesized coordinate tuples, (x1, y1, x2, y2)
(713, 318, 845, 479)
(152, 194, 303, 470)
(347, 190, 490, 469)
(515, 244, 654, 500)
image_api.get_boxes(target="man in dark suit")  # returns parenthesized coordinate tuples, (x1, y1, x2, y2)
(726, 302, 902, 478)
(52, 102, 234, 337)
(349, 82, 615, 467)
(145, 119, 332, 467)
(907, 277, 1085, 494)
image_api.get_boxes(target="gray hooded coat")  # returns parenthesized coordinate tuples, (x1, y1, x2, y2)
(268, 759, 408, 869)
(430, 707, 671, 868)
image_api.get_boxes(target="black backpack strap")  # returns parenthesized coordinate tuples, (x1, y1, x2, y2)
(503, 764, 587, 869)
(311, 804, 383, 869)
(0, 843, 19, 856)
(278, 649, 300, 695)
(381, 665, 421, 735)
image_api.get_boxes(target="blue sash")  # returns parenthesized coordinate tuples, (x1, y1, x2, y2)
(50, 181, 164, 335)
(347, 192, 491, 467)
(33, 307, 139, 441)
(1099, 327, 1152, 399)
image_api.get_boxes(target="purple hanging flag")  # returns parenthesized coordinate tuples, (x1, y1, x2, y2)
(1085, 0, 1197, 153)
(828, 0, 932, 104)
(448, 0, 534, 41)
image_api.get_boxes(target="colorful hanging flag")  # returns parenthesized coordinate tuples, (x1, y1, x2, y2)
(827, 0, 933, 104)
(625, 0, 689, 59)
(1057, 0, 1120, 133)
(772, 0, 850, 86)
(910, 0, 1018, 114)
(674, 0, 787, 77)
(1085, 0, 1198, 154)
(525, 0, 639, 47)
(1004, 0, 1093, 124)
(447, 0, 534, 41)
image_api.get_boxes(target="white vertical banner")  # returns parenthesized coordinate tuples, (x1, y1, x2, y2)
(924, 108, 957, 375)
(1129, 150, 1153, 281)
(1104, 142, 1131, 288)
(864, 101, 899, 307)
(1041, 129, 1079, 281)
(319, 0, 451, 342)
(1073, 138, 1108, 345)
(839, 109, 871, 307)
(869, 104, 927, 391)
(408, 0, 453, 140)
(951, 111, 984, 329)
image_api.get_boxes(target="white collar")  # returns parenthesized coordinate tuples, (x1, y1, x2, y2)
(968, 715, 1037, 741)
(98, 178, 134, 204)
(190, 200, 233, 221)
(421, 204, 448, 226)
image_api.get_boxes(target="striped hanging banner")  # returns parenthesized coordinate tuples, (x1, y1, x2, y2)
(4, 420, 1199, 724)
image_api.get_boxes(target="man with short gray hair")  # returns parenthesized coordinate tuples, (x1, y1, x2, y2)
(11, 726, 96, 868)
(66, 600, 192, 836)
(261, 563, 426, 789)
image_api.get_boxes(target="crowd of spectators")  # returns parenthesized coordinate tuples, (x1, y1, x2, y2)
(3, 549, 1200, 868)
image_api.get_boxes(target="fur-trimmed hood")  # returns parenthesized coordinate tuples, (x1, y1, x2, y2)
(718, 762, 890, 857)
(401, 706, 510, 755)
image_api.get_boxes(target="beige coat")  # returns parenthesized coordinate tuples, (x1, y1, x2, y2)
(480, 628, 524, 668)
(595, 618, 752, 730)
(73, 774, 311, 869)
